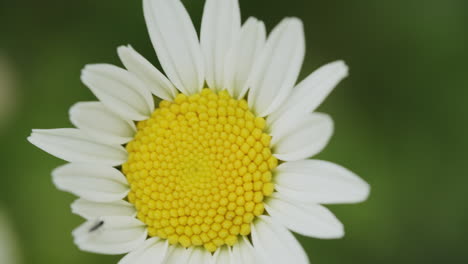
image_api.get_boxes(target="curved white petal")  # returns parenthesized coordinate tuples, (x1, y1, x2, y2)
(201, 0, 241, 91)
(69, 102, 136, 145)
(248, 18, 305, 117)
(224, 17, 266, 99)
(117, 45, 178, 101)
(164, 246, 191, 264)
(28, 129, 127, 166)
(275, 160, 370, 204)
(81, 64, 154, 121)
(52, 163, 129, 202)
(72, 216, 147, 255)
(272, 113, 333, 161)
(251, 215, 308, 264)
(119, 238, 168, 264)
(266, 194, 344, 239)
(187, 247, 214, 264)
(143, 0, 204, 95)
(71, 199, 136, 219)
(231, 237, 256, 264)
(268, 61, 348, 125)
(213, 246, 232, 264)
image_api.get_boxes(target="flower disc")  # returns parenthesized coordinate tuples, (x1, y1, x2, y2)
(123, 89, 277, 252)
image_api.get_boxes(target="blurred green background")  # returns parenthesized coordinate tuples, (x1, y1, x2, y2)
(1, 0, 467, 263)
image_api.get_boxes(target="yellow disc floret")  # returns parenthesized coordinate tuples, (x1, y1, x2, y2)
(122, 89, 277, 252)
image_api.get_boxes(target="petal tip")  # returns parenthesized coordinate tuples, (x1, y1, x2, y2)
(117, 45, 134, 59)
(333, 60, 349, 77)
(357, 180, 371, 203)
(26, 135, 35, 146)
(27, 130, 45, 147)
(334, 226, 345, 239)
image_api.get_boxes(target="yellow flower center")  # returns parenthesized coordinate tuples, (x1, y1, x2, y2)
(122, 89, 277, 252)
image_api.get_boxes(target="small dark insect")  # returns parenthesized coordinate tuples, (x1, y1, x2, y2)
(89, 220, 104, 232)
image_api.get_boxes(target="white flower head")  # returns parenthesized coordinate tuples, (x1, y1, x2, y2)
(28, 0, 370, 263)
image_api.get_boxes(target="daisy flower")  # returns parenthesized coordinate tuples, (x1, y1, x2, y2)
(28, 0, 370, 263)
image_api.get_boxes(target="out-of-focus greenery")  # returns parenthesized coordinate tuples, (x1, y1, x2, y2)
(0, 204, 22, 264)
(1, 0, 467, 263)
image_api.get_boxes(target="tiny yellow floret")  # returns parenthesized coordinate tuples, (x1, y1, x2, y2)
(123, 89, 277, 252)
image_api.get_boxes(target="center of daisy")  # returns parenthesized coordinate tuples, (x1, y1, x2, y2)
(122, 89, 277, 252)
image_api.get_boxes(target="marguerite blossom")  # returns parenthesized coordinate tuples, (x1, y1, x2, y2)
(28, 0, 370, 263)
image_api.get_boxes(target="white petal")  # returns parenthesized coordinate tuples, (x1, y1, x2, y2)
(188, 247, 214, 264)
(275, 160, 370, 204)
(248, 18, 305, 117)
(81, 64, 154, 121)
(71, 199, 136, 219)
(231, 237, 256, 264)
(266, 194, 344, 239)
(201, 0, 241, 91)
(28, 129, 127, 166)
(164, 246, 191, 264)
(69, 102, 136, 145)
(272, 113, 333, 161)
(117, 45, 178, 101)
(251, 215, 308, 264)
(224, 17, 266, 99)
(143, 0, 204, 95)
(52, 163, 129, 202)
(72, 216, 147, 255)
(213, 246, 232, 264)
(119, 238, 168, 264)
(268, 61, 348, 125)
